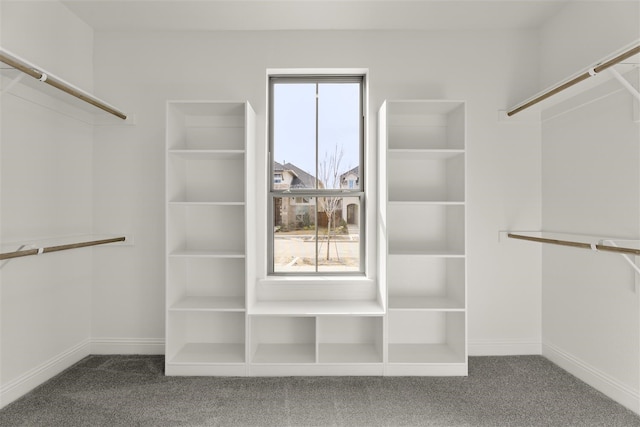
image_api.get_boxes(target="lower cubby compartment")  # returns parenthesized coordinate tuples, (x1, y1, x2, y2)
(250, 316, 316, 364)
(317, 316, 383, 363)
(170, 343, 245, 364)
(167, 311, 246, 364)
(387, 311, 465, 364)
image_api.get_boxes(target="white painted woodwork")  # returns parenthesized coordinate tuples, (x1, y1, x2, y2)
(379, 100, 468, 375)
(165, 101, 253, 375)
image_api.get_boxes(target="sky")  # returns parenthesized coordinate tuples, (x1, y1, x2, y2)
(272, 82, 360, 189)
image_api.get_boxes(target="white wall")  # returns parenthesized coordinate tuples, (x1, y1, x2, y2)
(90, 29, 543, 354)
(0, 0, 95, 408)
(539, 0, 640, 88)
(537, 0, 640, 413)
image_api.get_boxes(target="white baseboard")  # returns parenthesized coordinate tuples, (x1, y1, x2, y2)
(543, 342, 639, 415)
(91, 337, 165, 355)
(0, 339, 91, 409)
(468, 339, 542, 356)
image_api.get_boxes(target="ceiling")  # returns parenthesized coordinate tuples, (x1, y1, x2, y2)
(61, 0, 570, 32)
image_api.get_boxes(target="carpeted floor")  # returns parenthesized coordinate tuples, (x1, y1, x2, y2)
(0, 355, 639, 426)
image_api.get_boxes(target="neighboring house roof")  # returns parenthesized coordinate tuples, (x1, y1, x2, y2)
(340, 166, 359, 186)
(273, 161, 318, 189)
(285, 162, 317, 188)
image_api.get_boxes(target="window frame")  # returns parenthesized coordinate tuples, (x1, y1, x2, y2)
(267, 74, 366, 276)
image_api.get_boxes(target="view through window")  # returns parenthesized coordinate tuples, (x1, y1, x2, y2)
(269, 75, 364, 274)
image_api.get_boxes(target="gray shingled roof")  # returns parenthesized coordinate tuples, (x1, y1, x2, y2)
(273, 161, 318, 189)
(340, 166, 359, 184)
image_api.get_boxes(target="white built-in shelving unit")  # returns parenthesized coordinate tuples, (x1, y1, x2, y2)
(165, 101, 255, 375)
(165, 99, 466, 377)
(379, 100, 467, 375)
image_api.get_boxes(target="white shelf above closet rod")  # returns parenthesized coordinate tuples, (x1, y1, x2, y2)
(506, 43, 640, 116)
(0, 47, 127, 120)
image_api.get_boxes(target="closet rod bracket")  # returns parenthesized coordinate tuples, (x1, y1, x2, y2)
(602, 239, 640, 292)
(607, 67, 640, 123)
(608, 67, 640, 101)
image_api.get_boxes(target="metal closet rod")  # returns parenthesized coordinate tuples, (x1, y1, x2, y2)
(0, 236, 126, 261)
(507, 233, 640, 256)
(507, 44, 640, 116)
(0, 49, 127, 120)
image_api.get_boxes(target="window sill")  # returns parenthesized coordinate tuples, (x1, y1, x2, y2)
(250, 276, 384, 316)
(258, 275, 371, 284)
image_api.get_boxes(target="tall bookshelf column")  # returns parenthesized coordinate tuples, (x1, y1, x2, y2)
(165, 101, 255, 376)
(379, 100, 467, 376)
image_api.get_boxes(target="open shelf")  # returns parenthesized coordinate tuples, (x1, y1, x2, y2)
(170, 343, 245, 364)
(169, 296, 245, 312)
(318, 344, 381, 364)
(388, 297, 464, 311)
(387, 256, 465, 310)
(251, 317, 316, 364)
(167, 204, 245, 254)
(167, 257, 245, 311)
(167, 312, 245, 364)
(388, 150, 464, 203)
(318, 316, 383, 363)
(388, 343, 465, 364)
(387, 149, 464, 159)
(168, 250, 245, 258)
(385, 100, 465, 150)
(387, 204, 465, 255)
(167, 102, 246, 150)
(387, 311, 466, 364)
(167, 151, 245, 204)
(251, 344, 316, 364)
(168, 149, 245, 159)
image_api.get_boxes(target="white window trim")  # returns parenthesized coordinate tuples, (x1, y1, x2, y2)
(264, 69, 371, 278)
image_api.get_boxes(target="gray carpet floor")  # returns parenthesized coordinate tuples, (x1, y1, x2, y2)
(0, 355, 639, 426)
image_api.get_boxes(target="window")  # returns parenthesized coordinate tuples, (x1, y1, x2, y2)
(268, 75, 364, 274)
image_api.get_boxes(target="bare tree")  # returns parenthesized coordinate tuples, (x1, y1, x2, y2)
(318, 145, 344, 261)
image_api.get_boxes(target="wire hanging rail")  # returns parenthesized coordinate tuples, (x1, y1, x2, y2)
(0, 47, 127, 120)
(0, 236, 126, 261)
(507, 43, 640, 116)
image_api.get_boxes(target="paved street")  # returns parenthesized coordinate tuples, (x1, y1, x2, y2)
(274, 234, 360, 272)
